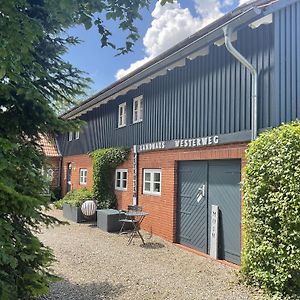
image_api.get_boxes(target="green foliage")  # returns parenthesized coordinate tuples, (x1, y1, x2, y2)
(0, 0, 171, 298)
(54, 188, 94, 209)
(241, 121, 300, 297)
(91, 148, 130, 209)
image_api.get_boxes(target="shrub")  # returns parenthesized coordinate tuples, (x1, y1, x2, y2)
(90, 147, 130, 209)
(54, 188, 94, 209)
(241, 121, 300, 297)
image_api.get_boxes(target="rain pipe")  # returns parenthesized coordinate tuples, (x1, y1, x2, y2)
(223, 26, 258, 140)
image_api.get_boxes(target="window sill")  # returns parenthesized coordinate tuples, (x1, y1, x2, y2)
(115, 188, 128, 192)
(133, 119, 143, 124)
(117, 124, 126, 129)
(143, 191, 161, 197)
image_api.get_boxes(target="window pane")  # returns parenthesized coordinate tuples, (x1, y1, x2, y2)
(140, 99, 143, 119)
(122, 180, 127, 189)
(122, 172, 127, 180)
(116, 179, 121, 187)
(117, 172, 121, 179)
(144, 182, 151, 191)
(134, 100, 138, 110)
(154, 182, 160, 193)
(154, 172, 160, 182)
(145, 172, 151, 181)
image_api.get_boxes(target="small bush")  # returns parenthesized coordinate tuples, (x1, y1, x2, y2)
(241, 121, 300, 297)
(54, 188, 94, 209)
(90, 147, 129, 209)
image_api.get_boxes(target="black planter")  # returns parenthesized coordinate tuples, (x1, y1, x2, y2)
(63, 203, 96, 223)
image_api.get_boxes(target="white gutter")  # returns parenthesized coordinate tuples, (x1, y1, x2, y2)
(223, 26, 258, 140)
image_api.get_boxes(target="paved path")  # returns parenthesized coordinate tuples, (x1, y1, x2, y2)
(38, 209, 262, 300)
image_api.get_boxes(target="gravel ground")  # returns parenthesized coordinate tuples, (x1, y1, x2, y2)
(38, 209, 263, 300)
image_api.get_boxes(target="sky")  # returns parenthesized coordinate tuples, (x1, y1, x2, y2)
(64, 0, 248, 97)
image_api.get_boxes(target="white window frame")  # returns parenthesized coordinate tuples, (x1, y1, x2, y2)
(68, 132, 73, 141)
(115, 169, 128, 191)
(133, 95, 143, 123)
(118, 103, 126, 128)
(75, 131, 80, 140)
(143, 169, 161, 196)
(79, 168, 87, 185)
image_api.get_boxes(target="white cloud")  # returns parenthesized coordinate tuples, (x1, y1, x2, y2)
(115, 0, 245, 79)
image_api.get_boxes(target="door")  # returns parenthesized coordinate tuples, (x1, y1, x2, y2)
(177, 161, 208, 253)
(177, 160, 241, 264)
(208, 160, 241, 264)
(67, 163, 72, 192)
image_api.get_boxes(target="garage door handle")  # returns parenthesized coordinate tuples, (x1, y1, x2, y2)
(196, 185, 205, 203)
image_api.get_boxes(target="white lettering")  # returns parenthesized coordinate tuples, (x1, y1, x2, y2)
(184, 140, 188, 147)
(197, 138, 201, 146)
(192, 139, 196, 147)
(175, 140, 180, 147)
(213, 136, 219, 144)
(202, 137, 208, 145)
(208, 136, 212, 145)
(162, 141, 165, 149)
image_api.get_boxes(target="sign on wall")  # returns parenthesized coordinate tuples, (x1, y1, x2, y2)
(210, 205, 219, 259)
(132, 145, 138, 205)
(137, 131, 251, 153)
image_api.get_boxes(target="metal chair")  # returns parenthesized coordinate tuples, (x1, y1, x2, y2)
(118, 205, 142, 235)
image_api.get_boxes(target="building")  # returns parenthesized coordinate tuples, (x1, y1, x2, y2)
(40, 134, 61, 191)
(56, 0, 300, 265)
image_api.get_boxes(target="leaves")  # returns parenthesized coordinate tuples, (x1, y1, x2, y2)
(91, 148, 130, 209)
(241, 121, 300, 298)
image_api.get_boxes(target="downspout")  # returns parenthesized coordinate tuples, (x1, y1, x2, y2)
(223, 26, 258, 140)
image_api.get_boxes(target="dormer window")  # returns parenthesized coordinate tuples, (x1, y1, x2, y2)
(133, 96, 143, 123)
(118, 103, 126, 128)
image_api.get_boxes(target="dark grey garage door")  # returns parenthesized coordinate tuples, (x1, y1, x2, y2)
(177, 160, 241, 264)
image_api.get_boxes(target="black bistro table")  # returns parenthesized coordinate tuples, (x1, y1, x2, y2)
(124, 211, 149, 245)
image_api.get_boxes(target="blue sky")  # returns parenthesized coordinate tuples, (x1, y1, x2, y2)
(64, 0, 243, 96)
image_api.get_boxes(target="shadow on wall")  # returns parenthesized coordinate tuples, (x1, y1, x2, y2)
(39, 280, 125, 300)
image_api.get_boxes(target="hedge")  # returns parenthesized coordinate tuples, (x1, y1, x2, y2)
(241, 121, 300, 297)
(54, 188, 93, 209)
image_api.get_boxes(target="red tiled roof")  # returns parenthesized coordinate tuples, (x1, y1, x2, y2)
(39, 135, 61, 157)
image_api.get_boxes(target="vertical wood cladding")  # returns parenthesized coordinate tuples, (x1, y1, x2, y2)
(274, 1, 300, 126)
(57, 23, 275, 156)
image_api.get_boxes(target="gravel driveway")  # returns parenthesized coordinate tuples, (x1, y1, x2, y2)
(38, 209, 262, 300)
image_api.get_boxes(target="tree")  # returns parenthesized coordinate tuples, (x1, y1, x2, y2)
(0, 0, 171, 298)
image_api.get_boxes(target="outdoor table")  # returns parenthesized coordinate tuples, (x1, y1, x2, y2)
(124, 211, 149, 245)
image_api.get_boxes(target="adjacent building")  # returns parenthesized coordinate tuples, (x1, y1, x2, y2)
(56, 0, 300, 264)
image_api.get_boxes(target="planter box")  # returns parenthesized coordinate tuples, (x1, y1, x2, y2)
(97, 209, 127, 232)
(63, 203, 96, 223)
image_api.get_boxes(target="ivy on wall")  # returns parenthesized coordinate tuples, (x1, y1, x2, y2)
(90, 147, 130, 209)
(241, 121, 300, 297)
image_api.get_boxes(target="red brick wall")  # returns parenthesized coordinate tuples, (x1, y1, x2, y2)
(47, 157, 61, 188)
(61, 143, 248, 249)
(61, 154, 93, 195)
(134, 143, 248, 242)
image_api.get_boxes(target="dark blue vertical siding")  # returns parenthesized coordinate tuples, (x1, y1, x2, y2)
(274, 1, 300, 126)
(57, 22, 275, 156)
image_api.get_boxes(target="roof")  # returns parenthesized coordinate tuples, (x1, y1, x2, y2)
(39, 135, 61, 157)
(61, 0, 292, 120)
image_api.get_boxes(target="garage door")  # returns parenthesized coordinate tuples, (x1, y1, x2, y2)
(177, 160, 241, 264)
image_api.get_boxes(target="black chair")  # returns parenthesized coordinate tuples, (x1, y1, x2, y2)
(119, 205, 142, 235)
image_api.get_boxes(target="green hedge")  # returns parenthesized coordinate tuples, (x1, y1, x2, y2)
(242, 121, 300, 297)
(90, 147, 129, 209)
(54, 188, 93, 209)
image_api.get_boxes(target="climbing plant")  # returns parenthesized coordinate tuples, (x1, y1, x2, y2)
(241, 121, 300, 297)
(90, 147, 130, 209)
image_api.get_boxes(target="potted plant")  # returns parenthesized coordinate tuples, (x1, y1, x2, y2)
(54, 188, 96, 223)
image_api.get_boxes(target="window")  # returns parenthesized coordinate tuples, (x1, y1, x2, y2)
(133, 96, 143, 123)
(68, 132, 73, 141)
(79, 168, 87, 185)
(118, 103, 126, 127)
(115, 169, 128, 191)
(75, 131, 80, 139)
(143, 169, 161, 195)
